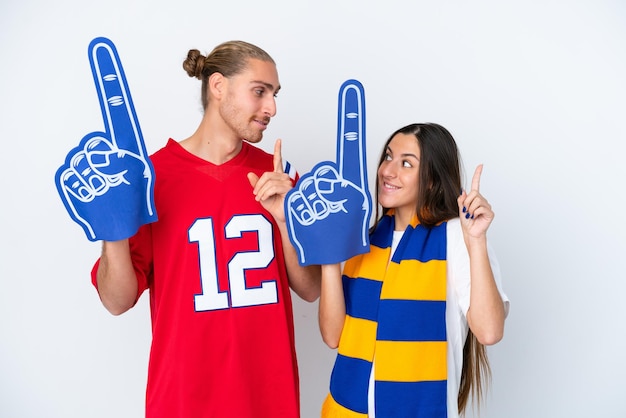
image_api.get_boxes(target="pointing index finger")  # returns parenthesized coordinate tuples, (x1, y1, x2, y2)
(273, 139, 283, 173)
(471, 164, 483, 192)
(337, 79, 366, 189)
(89, 37, 143, 156)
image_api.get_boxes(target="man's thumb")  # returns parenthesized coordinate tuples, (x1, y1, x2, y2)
(247, 172, 259, 188)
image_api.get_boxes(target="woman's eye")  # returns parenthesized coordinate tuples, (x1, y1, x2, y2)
(403, 160, 412, 168)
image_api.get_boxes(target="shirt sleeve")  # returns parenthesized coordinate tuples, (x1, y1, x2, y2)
(90, 223, 153, 304)
(447, 218, 510, 318)
(283, 159, 298, 184)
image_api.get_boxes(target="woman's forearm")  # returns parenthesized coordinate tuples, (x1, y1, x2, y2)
(466, 236, 505, 345)
(319, 263, 346, 349)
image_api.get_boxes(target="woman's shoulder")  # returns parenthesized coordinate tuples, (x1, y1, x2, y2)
(445, 217, 462, 241)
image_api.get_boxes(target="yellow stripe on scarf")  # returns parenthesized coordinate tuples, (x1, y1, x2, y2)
(375, 341, 447, 381)
(343, 245, 388, 282)
(322, 393, 368, 418)
(381, 259, 447, 301)
(337, 315, 377, 361)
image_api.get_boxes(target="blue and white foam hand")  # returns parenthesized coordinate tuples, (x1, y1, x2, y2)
(285, 80, 372, 266)
(55, 37, 157, 242)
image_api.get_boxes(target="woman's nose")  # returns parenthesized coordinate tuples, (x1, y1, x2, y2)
(379, 162, 396, 178)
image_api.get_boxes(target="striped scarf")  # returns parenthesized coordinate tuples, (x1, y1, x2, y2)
(322, 212, 448, 418)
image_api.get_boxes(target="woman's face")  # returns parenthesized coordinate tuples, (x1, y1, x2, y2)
(377, 133, 421, 230)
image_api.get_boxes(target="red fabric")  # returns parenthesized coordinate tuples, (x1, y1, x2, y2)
(92, 139, 300, 417)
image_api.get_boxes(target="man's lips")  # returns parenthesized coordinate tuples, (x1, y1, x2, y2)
(254, 117, 270, 129)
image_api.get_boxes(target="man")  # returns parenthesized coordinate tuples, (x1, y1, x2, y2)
(93, 40, 320, 418)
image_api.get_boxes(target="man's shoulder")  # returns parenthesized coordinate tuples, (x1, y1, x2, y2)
(241, 141, 274, 168)
(243, 141, 272, 158)
(149, 139, 179, 164)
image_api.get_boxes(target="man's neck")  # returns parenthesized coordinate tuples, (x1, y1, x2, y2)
(180, 112, 243, 165)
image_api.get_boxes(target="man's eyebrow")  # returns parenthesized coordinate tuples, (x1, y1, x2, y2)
(251, 80, 281, 93)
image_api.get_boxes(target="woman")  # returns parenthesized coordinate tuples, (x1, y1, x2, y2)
(319, 123, 509, 418)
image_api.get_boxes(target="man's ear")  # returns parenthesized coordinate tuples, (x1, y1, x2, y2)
(208, 72, 225, 100)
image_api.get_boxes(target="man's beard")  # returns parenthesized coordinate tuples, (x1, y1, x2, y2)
(220, 96, 265, 143)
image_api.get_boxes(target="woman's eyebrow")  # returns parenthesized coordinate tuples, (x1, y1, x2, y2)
(387, 146, 419, 160)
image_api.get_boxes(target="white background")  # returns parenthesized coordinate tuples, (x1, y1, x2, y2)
(1, 1, 625, 417)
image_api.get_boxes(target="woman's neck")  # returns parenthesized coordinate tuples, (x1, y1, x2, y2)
(393, 208, 416, 232)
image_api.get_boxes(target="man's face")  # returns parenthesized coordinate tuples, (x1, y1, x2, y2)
(219, 59, 281, 143)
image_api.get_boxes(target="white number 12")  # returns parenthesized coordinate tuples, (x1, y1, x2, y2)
(189, 214, 278, 311)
